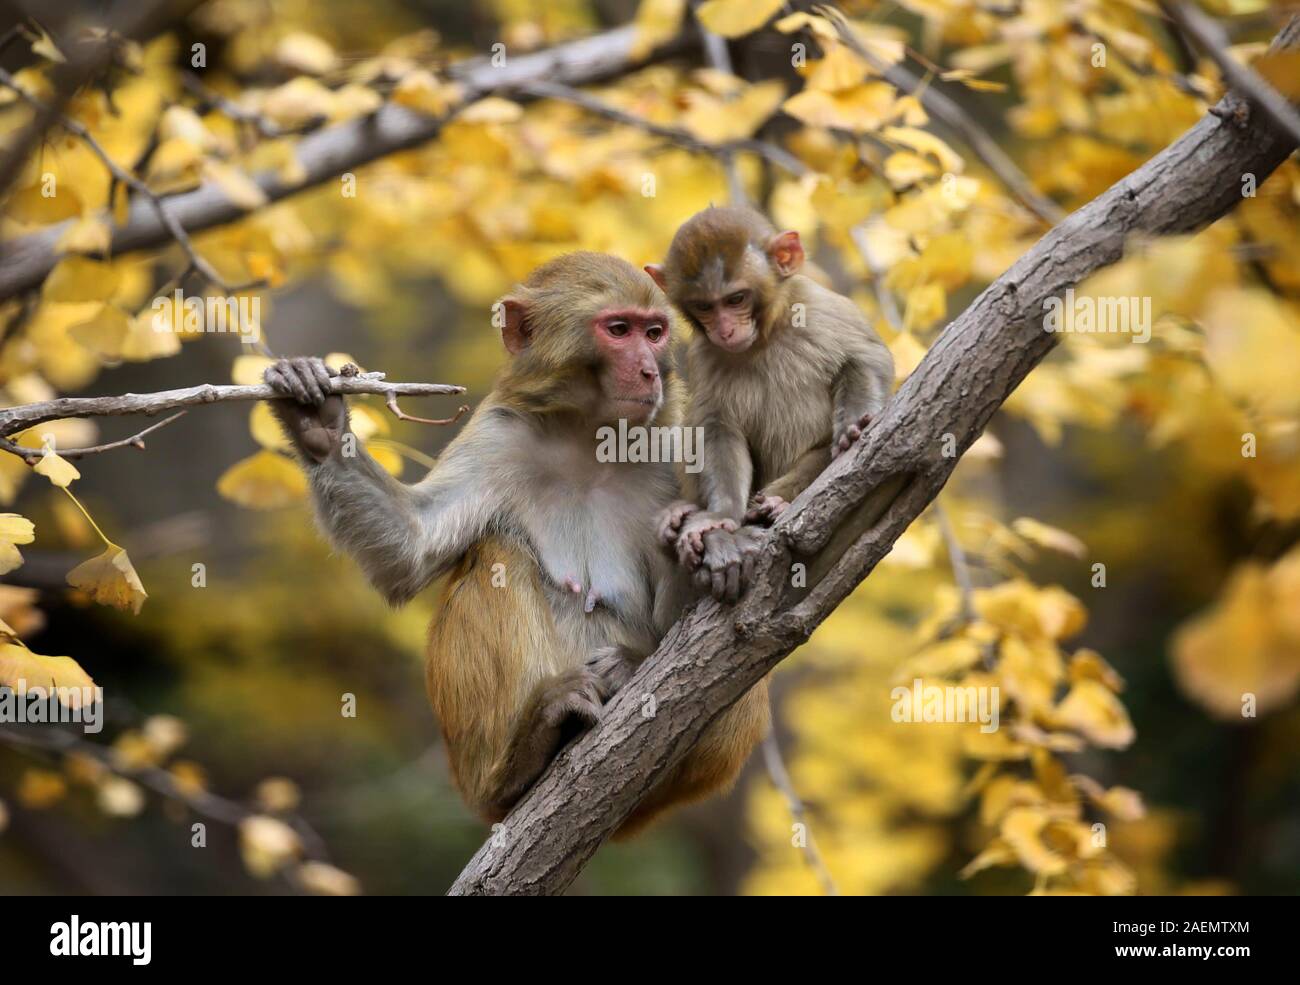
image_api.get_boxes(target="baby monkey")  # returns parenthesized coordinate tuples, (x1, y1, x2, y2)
(646, 206, 894, 600)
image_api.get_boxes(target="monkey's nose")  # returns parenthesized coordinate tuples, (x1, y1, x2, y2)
(640, 366, 658, 381)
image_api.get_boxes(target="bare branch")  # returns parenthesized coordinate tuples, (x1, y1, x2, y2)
(820, 4, 1065, 226)
(761, 730, 839, 895)
(447, 14, 1300, 897)
(0, 372, 465, 451)
(1163, 0, 1300, 147)
(0, 24, 700, 301)
(0, 723, 331, 864)
(0, 410, 188, 464)
(518, 80, 810, 178)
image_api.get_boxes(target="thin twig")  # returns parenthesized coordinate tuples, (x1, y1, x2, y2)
(0, 723, 330, 863)
(0, 410, 188, 464)
(933, 501, 975, 624)
(519, 80, 810, 178)
(761, 730, 839, 895)
(1162, 1, 1300, 146)
(383, 393, 469, 426)
(819, 4, 1065, 226)
(851, 222, 904, 332)
(694, 5, 749, 205)
(0, 66, 265, 294)
(0, 2, 196, 201)
(0, 372, 466, 453)
(181, 72, 312, 140)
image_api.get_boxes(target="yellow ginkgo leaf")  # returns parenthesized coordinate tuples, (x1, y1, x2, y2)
(233, 354, 275, 385)
(69, 303, 133, 358)
(66, 545, 148, 614)
(366, 441, 404, 477)
(1053, 679, 1136, 749)
(217, 450, 307, 509)
(296, 861, 361, 896)
(1000, 806, 1069, 875)
(33, 449, 80, 488)
(239, 815, 302, 878)
(204, 161, 269, 210)
(1171, 562, 1300, 719)
(0, 642, 94, 705)
(97, 777, 145, 817)
(249, 403, 289, 451)
(43, 256, 120, 303)
(0, 513, 35, 575)
(1011, 517, 1087, 558)
(274, 32, 339, 75)
(630, 0, 687, 59)
(56, 214, 113, 255)
(696, 0, 783, 38)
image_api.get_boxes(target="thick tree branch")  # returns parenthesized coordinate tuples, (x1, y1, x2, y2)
(448, 15, 1300, 897)
(0, 24, 699, 301)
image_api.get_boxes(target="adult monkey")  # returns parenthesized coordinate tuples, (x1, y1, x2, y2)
(264, 253, 769, 835)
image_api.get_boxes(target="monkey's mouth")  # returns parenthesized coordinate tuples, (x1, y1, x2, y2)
(611, 396, 658, 407)
(714, 333, 755, 353)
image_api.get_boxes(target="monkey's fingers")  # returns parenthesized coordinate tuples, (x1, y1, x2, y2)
(583, 587, 600, 614)
(290, 356, 327, 405)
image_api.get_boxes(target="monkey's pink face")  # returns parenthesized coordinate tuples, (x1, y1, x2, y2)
(686, 289, 756, 353)
(592, 308, 671, 423)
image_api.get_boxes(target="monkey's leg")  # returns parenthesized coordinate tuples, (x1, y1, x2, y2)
(614, 677, 770, 838)
(745, 444, 832, 524)
(426, 537, 612, 822)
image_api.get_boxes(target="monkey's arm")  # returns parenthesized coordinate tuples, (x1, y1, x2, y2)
(697, 418, 753, 522)
(266, 357, 500, 605)
(830, 335, 894, 457)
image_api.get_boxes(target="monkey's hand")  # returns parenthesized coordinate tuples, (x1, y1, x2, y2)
(692, 525, 762, 604)
(674, 510, 738, 569)
(656, 499, 700, 549)
(832, 411, 874, 459)
(263, 357, 350, 463)
(486, 666, 611, 816)
(744, 492, 789, 526)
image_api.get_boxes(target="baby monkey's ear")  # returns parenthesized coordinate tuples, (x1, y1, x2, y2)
(766, 231, 804, 277)
(644, 263, 669, 292)
(498, 298, 533, 354)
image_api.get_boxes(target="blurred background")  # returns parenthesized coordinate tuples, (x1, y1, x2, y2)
(0, 0, 1298, 895)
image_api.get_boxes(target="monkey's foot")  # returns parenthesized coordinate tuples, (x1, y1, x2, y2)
(832, 411, 874, 459)
(745, 493, 789, 525)
(539, 667, 610, 731)
(676, 512, 738, 569)
(656, 499, 700, 547)
(585, 646, 639, 697)
(692, 526, 761, 604)
(583, 587, 601, 614)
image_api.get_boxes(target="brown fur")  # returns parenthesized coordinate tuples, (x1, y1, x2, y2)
(265, 253, 769, 838)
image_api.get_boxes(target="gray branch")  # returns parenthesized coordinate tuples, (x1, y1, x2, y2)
(448, 15, 1300, 897)
(0, 373, 464, 446)
(0, 24, 698, 300)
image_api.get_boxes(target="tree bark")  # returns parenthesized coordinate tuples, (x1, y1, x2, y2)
(447, 16, 1300, 896)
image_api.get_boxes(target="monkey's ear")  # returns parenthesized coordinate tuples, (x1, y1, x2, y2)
(644, 263, 669, 292)
(767, 231, 805, 277)
(499, 298, 533, 355)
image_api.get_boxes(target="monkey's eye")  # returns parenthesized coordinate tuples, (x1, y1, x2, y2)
(691, 301, 712, 314)
(726, 292, 748, 307)
(606, 321, 629, 337)
(646, 324, 665, 342)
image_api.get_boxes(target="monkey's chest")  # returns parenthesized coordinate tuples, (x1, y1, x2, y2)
(515, 460, 673, 642)
(728, 346, 836, 481)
